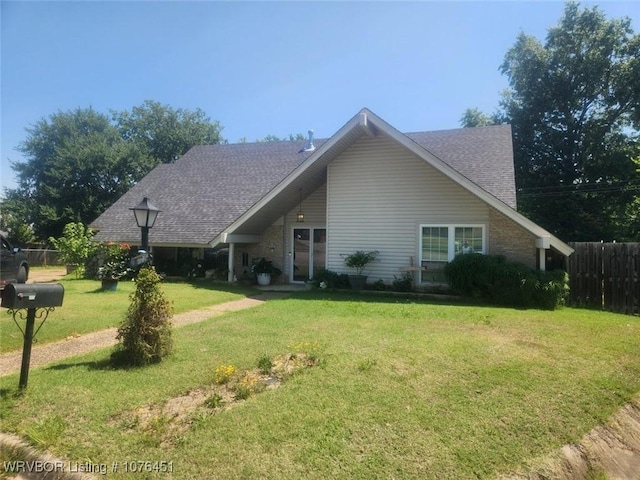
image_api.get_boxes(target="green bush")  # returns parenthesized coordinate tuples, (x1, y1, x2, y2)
(112, 266, 174, 366)
(343, 250, 379, 276)
(49, 222, 98, 278)
(444, 254, 568, 309)
(536, 269, 570, 310)
(369, 279, 388, 291)
(392, 272, 414, 292)
(312, 268, 350, 290)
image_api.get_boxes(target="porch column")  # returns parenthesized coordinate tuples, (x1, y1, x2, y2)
(535, 236, 550, 272)
(227, 243, 235, 282)
(538, 248, 546, 271)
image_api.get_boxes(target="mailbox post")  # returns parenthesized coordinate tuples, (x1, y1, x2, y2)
(1, 283, 64, 389)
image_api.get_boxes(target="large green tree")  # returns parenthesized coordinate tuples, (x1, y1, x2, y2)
(8, 108, 151, 240)
(459, 108, 498, 128)
(499, 2, 640, 241)
(3, 101, 223, 241)
(113, 100, 222, 164)
(0, 191, 36, 245)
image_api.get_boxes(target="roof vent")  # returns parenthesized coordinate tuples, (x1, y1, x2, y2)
(303, 130, 315, 152)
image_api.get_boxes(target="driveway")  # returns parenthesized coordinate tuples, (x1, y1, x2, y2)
(27, 267, 67, 283)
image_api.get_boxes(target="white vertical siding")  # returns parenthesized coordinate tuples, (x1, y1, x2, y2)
(284, 183, 327, 226)
(327, 135, 489, 283)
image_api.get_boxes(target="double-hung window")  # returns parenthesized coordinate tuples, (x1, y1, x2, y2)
(420, 225, 485, 283)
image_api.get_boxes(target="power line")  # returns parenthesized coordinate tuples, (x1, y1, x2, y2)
(518, 181, 640, 192)
(517, 182, 640, 198)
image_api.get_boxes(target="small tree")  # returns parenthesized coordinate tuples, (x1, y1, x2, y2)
(343, 250, 379, 276)
(49, 222, 97, 278)
(112, 266, 173, 366)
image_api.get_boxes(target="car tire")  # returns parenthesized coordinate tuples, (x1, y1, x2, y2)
(17, 266, 28, 284)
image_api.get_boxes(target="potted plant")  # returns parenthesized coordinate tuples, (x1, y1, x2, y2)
(251, 257, 282, 286)
(343, 250, 379, 290)
(97, 243, 133, 290)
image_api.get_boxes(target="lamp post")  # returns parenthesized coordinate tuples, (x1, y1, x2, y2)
(130, 197, 160, 255)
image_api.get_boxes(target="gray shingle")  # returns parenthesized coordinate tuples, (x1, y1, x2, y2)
(91, 125, 515, 246)
(407, 124, 515, 208)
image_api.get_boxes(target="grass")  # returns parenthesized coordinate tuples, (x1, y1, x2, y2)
(0, 273, 255, 352)
(1, 291, 639, 479)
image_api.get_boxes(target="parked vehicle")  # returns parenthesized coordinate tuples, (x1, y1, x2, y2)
(0, 234, 29, 292)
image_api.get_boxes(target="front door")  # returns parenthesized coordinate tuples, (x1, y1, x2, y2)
(292, 228, 326, 282)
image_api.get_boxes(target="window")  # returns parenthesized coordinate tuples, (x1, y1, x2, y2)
(420, 225, 485, 283)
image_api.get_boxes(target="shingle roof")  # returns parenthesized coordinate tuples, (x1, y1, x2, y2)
(91, 122, 515, 247)
(91, 140, 324, 245)
(407, 125, 516, 208)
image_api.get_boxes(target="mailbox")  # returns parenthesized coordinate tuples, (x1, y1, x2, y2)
(1, 283, 64, 309)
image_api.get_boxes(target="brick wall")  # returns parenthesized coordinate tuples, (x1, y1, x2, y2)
(488, 208, 537, 269)
(232, 224, 287, 283)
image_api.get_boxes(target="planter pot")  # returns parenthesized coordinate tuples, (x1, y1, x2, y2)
(348, 275, 367, 290)
(256, 273, 272, 286)
(101, 279, 119, 291)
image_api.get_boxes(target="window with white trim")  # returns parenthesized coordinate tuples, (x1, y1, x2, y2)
(420, 225, 485, 283)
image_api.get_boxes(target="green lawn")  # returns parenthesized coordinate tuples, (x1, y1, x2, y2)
(0, 276, 254, 352)
(1, 292, 639, 479)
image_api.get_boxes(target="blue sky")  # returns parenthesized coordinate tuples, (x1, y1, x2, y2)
(1, 1, 638, 193)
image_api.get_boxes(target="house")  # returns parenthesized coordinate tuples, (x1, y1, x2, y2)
(90, 108, 573, 286)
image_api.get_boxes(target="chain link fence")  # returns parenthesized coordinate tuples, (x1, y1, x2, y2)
(22, 249, 62, 267)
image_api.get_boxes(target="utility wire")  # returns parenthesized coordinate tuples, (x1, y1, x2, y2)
(517, 182, 640, 198)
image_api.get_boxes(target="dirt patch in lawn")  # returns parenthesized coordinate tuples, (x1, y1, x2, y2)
(109, 351, 320, 449)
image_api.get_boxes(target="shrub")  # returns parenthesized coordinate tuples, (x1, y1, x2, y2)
(311, 268, 350, 290)
(49, 222, 98, 278)
(112, 266, 173, 366)
(369, 279, 388, 291)
(343, 250, 379, 276)
(444, 254, 568, 309)
(536, 270, 570, 310)
(96, 242, 134, 280)
(392, 272, 414, 292)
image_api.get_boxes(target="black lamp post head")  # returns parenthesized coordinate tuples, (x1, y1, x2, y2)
(130, 197, 161, 229)
(130, 197, 160, 256)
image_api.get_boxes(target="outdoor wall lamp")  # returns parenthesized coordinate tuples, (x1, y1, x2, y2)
(130, 196, 160, 254)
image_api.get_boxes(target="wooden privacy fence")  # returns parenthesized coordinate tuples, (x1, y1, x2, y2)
(568, 242, 639, 315)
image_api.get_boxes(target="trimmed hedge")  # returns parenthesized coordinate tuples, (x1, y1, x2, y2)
(444, 254, 568, 309)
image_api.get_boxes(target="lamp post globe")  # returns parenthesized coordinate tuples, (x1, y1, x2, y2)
(130, 197, 160, 254)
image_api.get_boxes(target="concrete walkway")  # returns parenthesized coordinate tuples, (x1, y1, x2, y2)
(0, 292, 289, 377)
